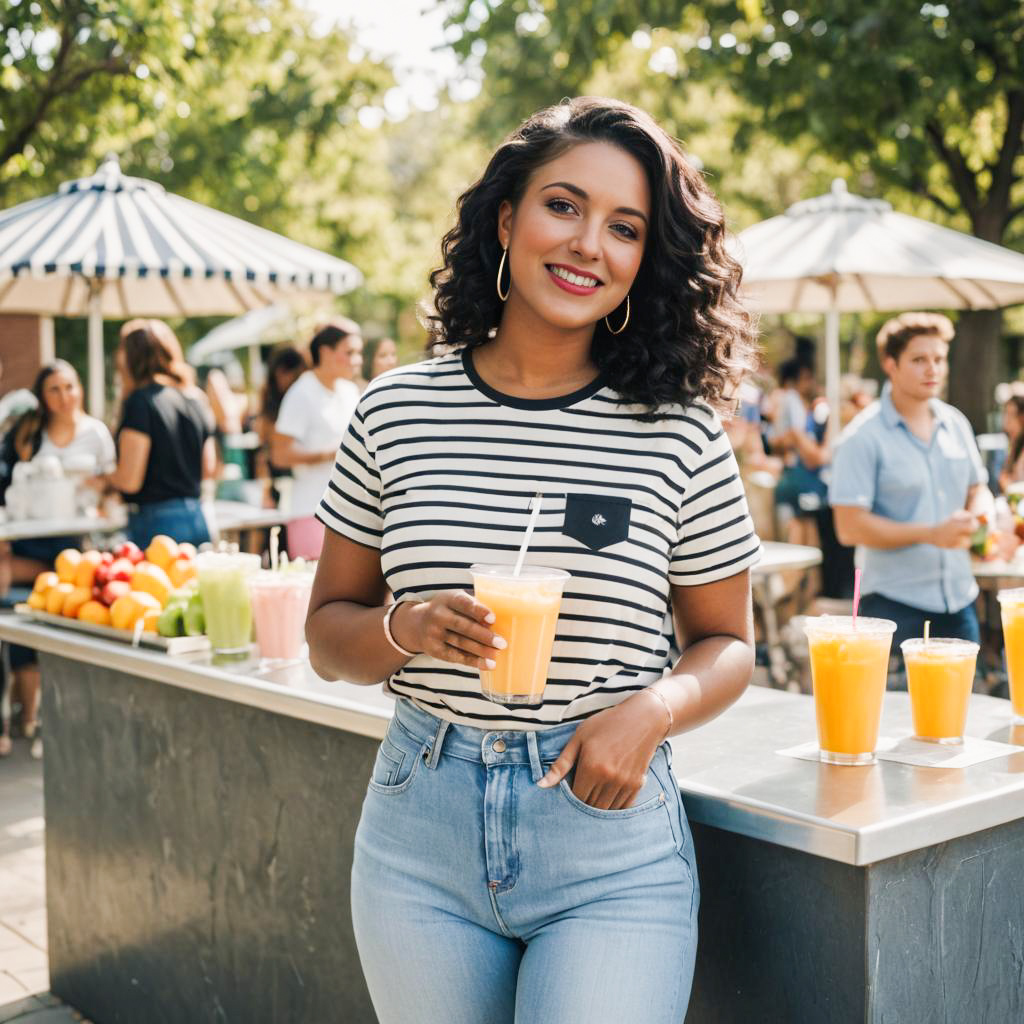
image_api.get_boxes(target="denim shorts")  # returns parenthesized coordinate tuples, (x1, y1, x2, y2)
(127, 497, 210, 550)
(351, 697, 699, 1024)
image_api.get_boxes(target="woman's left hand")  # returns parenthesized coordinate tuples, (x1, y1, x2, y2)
(537, 691, 670, 810)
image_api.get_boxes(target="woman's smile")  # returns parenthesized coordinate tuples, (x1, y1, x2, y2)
(546, 262, 603, 294)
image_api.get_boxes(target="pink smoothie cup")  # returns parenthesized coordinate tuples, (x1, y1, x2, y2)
(248, 570, 314, 662)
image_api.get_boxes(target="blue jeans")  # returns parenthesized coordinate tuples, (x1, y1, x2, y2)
(858, 592, 981, 689)
(127, 497, 210, 550)
(351, 698, 699, 1024)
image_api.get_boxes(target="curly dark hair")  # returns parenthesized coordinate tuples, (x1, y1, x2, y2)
(428, 96, 758, 417)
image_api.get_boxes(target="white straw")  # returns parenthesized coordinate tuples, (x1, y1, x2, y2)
(270, 526, 280, 572)
(513, 493, 543, 577)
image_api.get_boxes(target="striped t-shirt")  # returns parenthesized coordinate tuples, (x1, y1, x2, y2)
(317, 348, 761, 729)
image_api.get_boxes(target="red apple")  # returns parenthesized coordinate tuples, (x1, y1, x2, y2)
(109, 558, 135, 582)
(115, 541, 144, 565)
(100, 551, 114, 565)
(91, 585, 103, 601)
(93, 564, 111, 587)
(100, 580, 132, 607)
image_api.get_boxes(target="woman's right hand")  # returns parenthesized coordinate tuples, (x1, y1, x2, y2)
(390, 590, 506, 669)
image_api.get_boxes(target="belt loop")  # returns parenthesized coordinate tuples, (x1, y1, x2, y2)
(526, 731, 544, 783)
(425, 718, 451, 770)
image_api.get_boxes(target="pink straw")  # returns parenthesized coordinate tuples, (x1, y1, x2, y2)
(852, 568, 862, 628)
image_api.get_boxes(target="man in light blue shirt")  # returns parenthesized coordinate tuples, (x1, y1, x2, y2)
(830, 313, 992, 674)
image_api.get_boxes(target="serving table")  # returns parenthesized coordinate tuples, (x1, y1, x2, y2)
(0, 509, 128, 543)
(0, 616, 1021, 1024)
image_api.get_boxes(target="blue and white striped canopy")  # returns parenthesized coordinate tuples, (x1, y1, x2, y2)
(0, 155, 362, 317)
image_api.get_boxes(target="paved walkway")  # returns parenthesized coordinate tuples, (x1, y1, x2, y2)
(0, 740, 83, 1023)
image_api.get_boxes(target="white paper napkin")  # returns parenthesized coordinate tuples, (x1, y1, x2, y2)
(777, 735, 1022, 768)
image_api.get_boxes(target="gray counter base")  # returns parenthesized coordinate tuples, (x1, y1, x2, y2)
(686, 818, 1024, 1024)
(40, 652, 379, 1024)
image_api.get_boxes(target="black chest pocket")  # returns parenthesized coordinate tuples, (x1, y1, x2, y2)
(563, 493, 632, 551)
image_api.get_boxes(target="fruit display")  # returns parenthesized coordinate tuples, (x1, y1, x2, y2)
(24, 535, 207, 642)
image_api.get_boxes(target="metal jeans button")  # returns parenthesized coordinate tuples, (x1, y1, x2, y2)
(492, 738, 507, 753)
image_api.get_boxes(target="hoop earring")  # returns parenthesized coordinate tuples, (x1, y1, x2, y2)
(605, 294, 630, 335)
(496, 247, 510, 302)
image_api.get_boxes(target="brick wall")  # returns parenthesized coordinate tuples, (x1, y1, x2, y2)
(0, 315, 42, 391)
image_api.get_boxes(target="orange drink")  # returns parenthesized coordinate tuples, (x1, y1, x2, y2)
(803, 616, 896, 765)
(997, 589, 1024, 723)
(900, 638, 978, 743)
(470, 565, 569, 705)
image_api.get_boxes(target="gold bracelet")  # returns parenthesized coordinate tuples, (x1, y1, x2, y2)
(641, 687, 674, 742)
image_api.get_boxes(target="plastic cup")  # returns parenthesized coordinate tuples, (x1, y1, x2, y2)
(803, 616, 897, 765)
(469, 564, 570, 705)
(249, 569, 314, 663)
(197, 552, 261, 654)
(997, 589, 1024, 724)
(901, 638, 979, 744)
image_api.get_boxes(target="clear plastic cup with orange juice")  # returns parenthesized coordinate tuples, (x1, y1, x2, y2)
(470, 564, 570, 705)
(900, 637, 979, 743)
(997, 588, 1024, 723)
(803, 615, 897, 765)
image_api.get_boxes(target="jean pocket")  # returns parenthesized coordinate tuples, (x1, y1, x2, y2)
(368, 730, 425, 795)
(562, 493, 631, 551)
(554, 763, 667, 820)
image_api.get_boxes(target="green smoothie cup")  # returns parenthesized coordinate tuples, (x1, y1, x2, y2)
(196, 552, 262, 654)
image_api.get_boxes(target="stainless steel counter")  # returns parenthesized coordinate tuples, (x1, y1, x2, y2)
(671, 684, 1024, 865)
(4, 616, 1024, 868)
(0, 616, 392, 740)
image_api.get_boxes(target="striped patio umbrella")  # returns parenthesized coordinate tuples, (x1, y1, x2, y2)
(0, 155, 362, 415)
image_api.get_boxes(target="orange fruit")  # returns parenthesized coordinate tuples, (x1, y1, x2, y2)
(55, 548, 82, 584)
(26, 591, 47, 610)
(62, 586, 92, 619)
(74, 550, 104, 589)
(166, 557, 198, 589)
(78, 600, 112, 627)
(45, 582, 75, 616)
(110, 591, 161, 631)
(131, 563, 172, 607)
(141, 609, 160, 633)
(33, 570, 59, 594)
(145, 535, 179, 570)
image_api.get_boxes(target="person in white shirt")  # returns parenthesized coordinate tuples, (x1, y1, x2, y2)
(1, 360, 116, 757)
(272, 318, 363, 558)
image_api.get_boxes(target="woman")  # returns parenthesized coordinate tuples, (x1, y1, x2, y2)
(357, 336, 399, 392)
(0, 361, 116, 756)
(254, 345, 306, 497)
(271, 320, 362, 558)
(306, 98, 760, 1023)
(4, 360, 115, 582)
(108, 320, 216, 549)
(1000, 394, 1024, 491)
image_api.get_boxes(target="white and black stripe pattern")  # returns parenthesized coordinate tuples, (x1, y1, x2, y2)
(0, 156, 361, 316)
(318, 349, 761, 730)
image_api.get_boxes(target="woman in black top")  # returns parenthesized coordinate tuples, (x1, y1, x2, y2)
(108, 320, 216, 549)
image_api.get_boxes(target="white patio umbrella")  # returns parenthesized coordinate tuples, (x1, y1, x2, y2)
(0, 155, 362, 416)
(736, 179, 1024, 437)
(187, 303, 296, 367)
